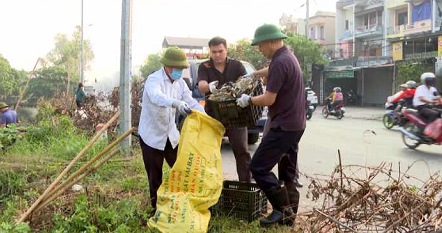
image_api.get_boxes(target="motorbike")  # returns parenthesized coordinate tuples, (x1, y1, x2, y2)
(399, 101, 442, 149)
(345, 89, 358, 105)
(322, 101, 345, 119)
(306, 100, 314, 120)
(382, 100, 408, 129)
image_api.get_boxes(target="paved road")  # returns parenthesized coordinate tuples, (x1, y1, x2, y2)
(220, 109, 442, 209)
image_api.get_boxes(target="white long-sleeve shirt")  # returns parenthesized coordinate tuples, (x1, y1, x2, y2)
(138, 67, 205, 151)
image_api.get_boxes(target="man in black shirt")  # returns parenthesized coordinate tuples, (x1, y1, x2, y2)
(197, 37, 252, 182)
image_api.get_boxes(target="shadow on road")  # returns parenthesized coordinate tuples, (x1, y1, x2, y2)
(400, 148, 442, 161)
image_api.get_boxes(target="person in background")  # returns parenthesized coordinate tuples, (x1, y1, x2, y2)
(0, 102, 18, 128)
(326, 87, 343, 111)
(75, 83, 86, 108)
(138, 47, 205, 217)
(413, 72, 441, 124)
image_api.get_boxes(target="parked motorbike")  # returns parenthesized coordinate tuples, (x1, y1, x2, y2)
(306, 100, 314, 120)
(322, 101, 345, 119)
(345, 89, 358, 105)
(399, 101, 442, 149)
(382, 100, 408, 129)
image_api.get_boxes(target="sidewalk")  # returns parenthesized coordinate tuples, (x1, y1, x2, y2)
(314, 106, 385, 121)
(343, 106, 385, 121)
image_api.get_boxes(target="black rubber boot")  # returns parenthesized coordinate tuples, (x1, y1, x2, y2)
(260, 185, 294, 227)
(284, 181, 300, 224)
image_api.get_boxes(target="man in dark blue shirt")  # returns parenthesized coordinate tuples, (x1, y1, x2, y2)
(237, 24, 305, 228)
(0, 102, 18, 128)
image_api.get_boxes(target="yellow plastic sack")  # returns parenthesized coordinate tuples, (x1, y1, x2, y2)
(148, 111, 225, 233)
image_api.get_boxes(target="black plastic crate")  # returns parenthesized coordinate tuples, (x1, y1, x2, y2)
(206, 83, 264, 128)
(213, 181, 268, 222)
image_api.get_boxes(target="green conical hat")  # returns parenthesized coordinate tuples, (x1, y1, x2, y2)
(160, 47, 189, 68)
(252, 24, 288, 46)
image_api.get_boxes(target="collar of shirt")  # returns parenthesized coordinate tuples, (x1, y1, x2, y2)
(272, 46, 289, 59)
(209, 58, 231, 71)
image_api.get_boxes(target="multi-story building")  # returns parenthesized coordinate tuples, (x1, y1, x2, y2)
(386, 0, 442, 62)
(308, 11, 336, 57)
(280, 13, 306, 36)
(280, 11, 335, 58)
(336, 0, 356, 59)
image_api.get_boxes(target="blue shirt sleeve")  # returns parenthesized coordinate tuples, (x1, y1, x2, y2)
(1, 113, 7, 124)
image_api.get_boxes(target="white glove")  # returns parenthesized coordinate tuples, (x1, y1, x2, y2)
(209, 81, 219, 93)
(172, 100, 191, 115)
(236, 94, 251, 108)
(242, 73, 254, 79)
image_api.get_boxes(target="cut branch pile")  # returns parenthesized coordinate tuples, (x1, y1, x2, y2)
(299, 159, 442, 233)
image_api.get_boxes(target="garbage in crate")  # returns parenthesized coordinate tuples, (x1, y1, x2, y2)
(206, 77, 264, 128)
(208, 77, 262, 101)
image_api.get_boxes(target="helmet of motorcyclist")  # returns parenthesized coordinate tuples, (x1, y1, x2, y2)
(333, 87, 341, 92)
(405, 80, 417, 89)
(420, 72, 436, 86)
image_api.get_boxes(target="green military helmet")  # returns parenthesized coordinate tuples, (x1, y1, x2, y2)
(0, 102, 8, 109)
(160, 47, 189, 68)
(251, 24, 288, 46)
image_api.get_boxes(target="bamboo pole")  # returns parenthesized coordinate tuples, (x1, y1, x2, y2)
(17, 111, 121, 223)
(42, 128, 134, 201)
(35, 149, 121, 212)
(15, 58, 40, 111)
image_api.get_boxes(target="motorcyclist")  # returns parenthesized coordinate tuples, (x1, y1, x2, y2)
(326, 87, 343, 112)
(388, 81, 417, 108)
(413, 73, 442, 124)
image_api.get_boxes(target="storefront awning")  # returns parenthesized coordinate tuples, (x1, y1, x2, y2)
(324, 70, 354, 79)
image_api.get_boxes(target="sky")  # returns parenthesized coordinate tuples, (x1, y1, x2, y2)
(0, 0, 338, 91)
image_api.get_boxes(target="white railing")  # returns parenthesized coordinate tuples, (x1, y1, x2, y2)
(355, 24, 383, 35)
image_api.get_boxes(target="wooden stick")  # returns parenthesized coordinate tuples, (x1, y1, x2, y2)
(314, 209, 358, 233)
(35, 149, 120, 212)
(15, 58, 40, 111)
(40, 128, 134, 203)
(17, 111, 120, 223)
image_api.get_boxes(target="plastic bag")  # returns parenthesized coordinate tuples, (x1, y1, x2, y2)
(424, 119, 442, 140)
(148, 111, 225, 233)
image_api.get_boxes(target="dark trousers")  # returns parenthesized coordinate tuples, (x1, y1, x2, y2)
(418, 105, 440, 124)
(226, 127, 252, 182)
(139, 137, 177, 209)
(250, 128, 304, 192)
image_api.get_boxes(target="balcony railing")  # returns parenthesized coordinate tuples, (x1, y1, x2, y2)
(386, 0, 407, 9)
(355, 24, 383, 37)
(356, 56, 393, 67)
(404, 19, 432, 35)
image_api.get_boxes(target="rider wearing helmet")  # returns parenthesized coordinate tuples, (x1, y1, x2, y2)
(326, 87, 344, 111)
(413, 72, 441, 124)
(389, 81, 417, 107)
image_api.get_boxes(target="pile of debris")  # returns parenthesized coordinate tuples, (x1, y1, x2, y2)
(208, 77, 262, 101)
(299, 160, 442, 233)
(42, 78, 145, 134)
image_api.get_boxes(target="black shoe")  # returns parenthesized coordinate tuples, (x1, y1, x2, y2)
(295, 181, 303, 188)
(285, 181, 300, 217)
(260, 185, 294, 227)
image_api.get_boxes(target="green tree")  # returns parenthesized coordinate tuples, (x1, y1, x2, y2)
(44, 26, 94, 94)
(227, 39, 268, 70)
(283, 33, 328, 81)
(0, 54, 27, 98)
(140, 53, 162, 78)
(27, 66, 68, 99)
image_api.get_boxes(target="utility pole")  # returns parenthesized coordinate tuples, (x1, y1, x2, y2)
(119, 0, 132, 155)
(80, 0, 84, 84)
(305, 0, 309, 38)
